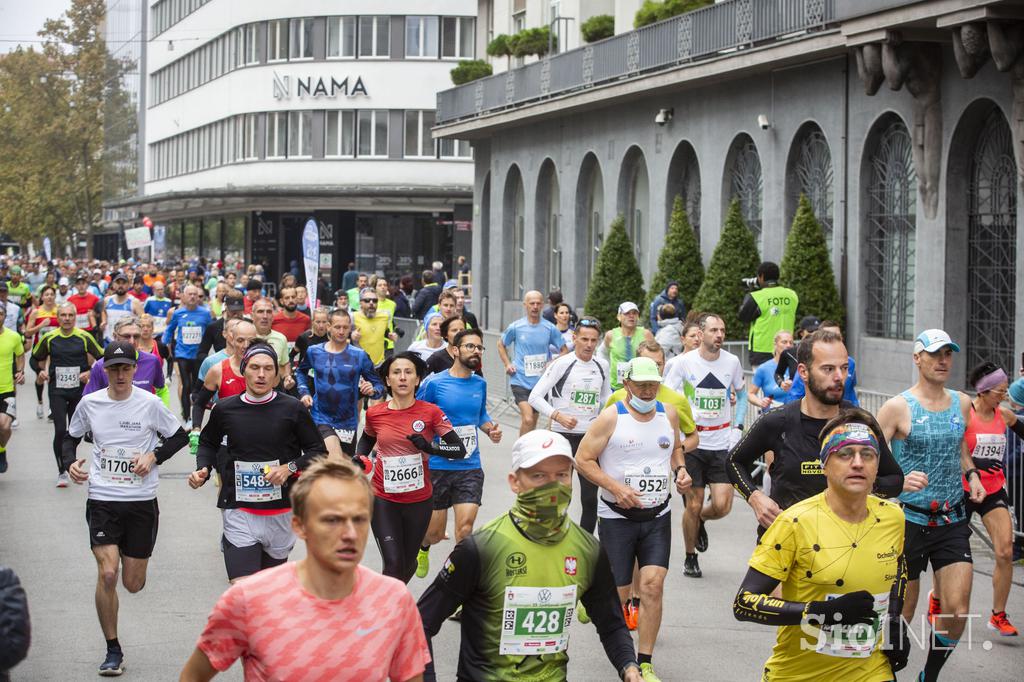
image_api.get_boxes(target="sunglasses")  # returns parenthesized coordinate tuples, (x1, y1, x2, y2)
(578, 318, 600, 328)
(361, 298, 378, 303)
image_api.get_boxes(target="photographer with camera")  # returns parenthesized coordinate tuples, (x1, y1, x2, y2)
(737, 262, 798, 367)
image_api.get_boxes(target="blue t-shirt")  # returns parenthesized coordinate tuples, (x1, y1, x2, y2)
(500, 317, 565, 389)
(784, 355, 859, 406)
(162, 306, 213, 359)
(295, 343, 383, 430)
(417, 369, 492, 471)
(753, 359, 790, 404)
(144, 297, 173, 321)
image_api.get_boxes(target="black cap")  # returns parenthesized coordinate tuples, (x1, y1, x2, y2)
(75, 274, 87, 282)
(799, 315, 821, 333)
(225, 297, 245, 312)
(103, 341, 138, 366)
(112, 273, 128, 282)
(245, 279, 263, 291)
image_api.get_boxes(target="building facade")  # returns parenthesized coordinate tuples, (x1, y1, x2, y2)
(438, 0, 1023, 394)
(104, 0, 476, 287)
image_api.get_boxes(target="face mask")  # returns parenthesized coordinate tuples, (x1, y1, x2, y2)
(629, 395, 657, 413)
(509, 481, 572, 545)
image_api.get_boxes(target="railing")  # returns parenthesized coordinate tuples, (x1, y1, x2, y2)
(437, 0, 837, 124)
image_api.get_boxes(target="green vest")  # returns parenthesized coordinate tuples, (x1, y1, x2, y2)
(608, 327, 645, 390)
(748, 285, 798, 354)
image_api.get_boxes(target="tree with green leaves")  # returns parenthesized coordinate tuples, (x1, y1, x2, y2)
(646, 195, 705, 317)
(780, 194, 845, 325)
(584, 215, 646, 332)
(692, 199, 761, 340)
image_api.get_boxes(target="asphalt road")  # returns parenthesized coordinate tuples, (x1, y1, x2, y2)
(0, 380, 1021, 681)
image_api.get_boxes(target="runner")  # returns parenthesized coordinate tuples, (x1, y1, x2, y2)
(876, 329, 986, 682)
(663, 313, 745, 578)
(190, 320, 258, 452)
(179, 458, 430, 682)
(55, 276, 72, 305)
(62, 341, 188, 676)
(24, 285, 60, 419)
(0, 307, 24, 473)
(783, 321, 860, 406)
(452, 285, 478, 329)
(30, 303, 103, 486)
(198, 291, 244, 358)
(5, 266, 32, 308)
(270, 286, 310, 346)
(187, 342, 328, 582)
(248, 297, 293, 391)
(415, 328, 502, 578)
(527, 316, 610, 533)
(552, 302, 575, 353)
(84, 316, 170, 407)
(602, 301, 655, 392)
(296, 309, 382, 460)
(497, 290, 567, 436)
(67, 274, 100, 337)
(960, 362, 1024, 636)
(575, 357, 692, 682)
(137, 314, 170, 375)
(100, 274, 144, 344)
(733, 408, 909, 680)
(0, 283, 24, 335)
(353, 287, 396, 368)
(748, 330, 794, 411)
(355, 352, 465, 582)
(424, 315, 466, 376)
(417, 429, 642, 682)
(163, 285, 213, 423)
(291, 306, 329, 371)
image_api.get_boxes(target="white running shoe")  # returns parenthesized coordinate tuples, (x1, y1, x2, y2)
(56, 472, 69, 488)
(35, 404, 44, 419)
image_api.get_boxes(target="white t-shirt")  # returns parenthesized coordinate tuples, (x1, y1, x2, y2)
(67, 386, 182, 502)
(407, 340, 446, 363)
(527, 353, 610, 434)
(664, 349, 744, 451)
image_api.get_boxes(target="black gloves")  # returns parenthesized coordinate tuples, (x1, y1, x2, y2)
(806, 590, 877, 627)
(884, 616, 910, 672)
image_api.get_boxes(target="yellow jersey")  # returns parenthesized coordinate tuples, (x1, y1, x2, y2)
(354, 312, 390, 366)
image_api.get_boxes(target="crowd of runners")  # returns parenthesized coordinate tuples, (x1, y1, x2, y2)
(0, 253, 1021, 682)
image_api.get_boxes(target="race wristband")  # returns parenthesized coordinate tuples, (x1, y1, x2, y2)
(964, 468, 980, 481)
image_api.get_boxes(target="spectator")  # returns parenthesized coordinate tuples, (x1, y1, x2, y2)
(457, 255, 470, 275)
(737, 261, 798, 366)
(431, 260, 447, 288)
(341, 262, 358, 291)
(541, 290, 563, 324)
(653, 303, 685, 359)
(394, 276, 414, 318)
(411, 270, 440, 319)
(649, 280, 686, 331)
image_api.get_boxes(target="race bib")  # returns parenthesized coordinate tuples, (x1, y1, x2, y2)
(55, 366, 80, 390)
(334, 428, 355, 444)
(454, 425, 477, 456)
(180, 325, 202, 345)
(616, 362, 630, 385)
(972, 433, 1006, 461)
(152, 316, 167, 333)
(75, 313, 90, 329)
(523, 353, 547, 377)
(382, 454, 424, 493)
(624, 465, 670, 508)
(106, 308, 129, 333)
(500, 585, 577, 656)
(815, 592, 888, 658)
(98, 447, 143, 487)
(233, 459, 282, 503)
(570, 388, 600, 416)
(693, 387, 727, 420)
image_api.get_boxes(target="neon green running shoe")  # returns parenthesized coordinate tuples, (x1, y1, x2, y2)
(640, 662, 661, 682)
(576, 600, 590, 624)
(415, 548, 430, 578)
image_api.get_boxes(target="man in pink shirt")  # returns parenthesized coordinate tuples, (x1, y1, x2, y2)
(179, 458, 430, 682)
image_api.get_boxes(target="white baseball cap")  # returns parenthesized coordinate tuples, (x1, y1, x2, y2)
(913, 329, 960, 354)
(510, 430, 574, 472)
(618, 301, 639, 314)
(58, 277, 69, 286)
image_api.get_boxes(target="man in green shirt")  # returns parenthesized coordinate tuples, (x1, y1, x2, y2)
(5, 266, 33, 309)
(737, 261, 798, 366)
(0, 305, 25, 473)
(418, 429, 641, 682)
(602, 302, 654, 392)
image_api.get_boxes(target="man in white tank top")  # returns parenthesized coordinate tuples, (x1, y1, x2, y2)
(576, 357, 692, 682)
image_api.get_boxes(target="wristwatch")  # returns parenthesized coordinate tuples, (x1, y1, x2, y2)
(287, 461, 299, 474)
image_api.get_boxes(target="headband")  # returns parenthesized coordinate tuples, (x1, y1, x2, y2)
(820, 423, 879, 465)
(240, 344, 278, 374)
(975, 368, 1008, 395)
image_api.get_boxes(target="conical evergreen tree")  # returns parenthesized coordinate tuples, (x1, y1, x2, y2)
(584, 215, 646, 332)
(780, 194, 845, 325)
(692, 198, 761, 341)
(646, 195, 705, 315)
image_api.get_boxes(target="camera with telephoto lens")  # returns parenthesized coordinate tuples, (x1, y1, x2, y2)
(741, 277, 760, 291)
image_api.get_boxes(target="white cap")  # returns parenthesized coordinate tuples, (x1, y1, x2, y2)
(618, 301, 639, 314)
(58, 277, 69, 286)
(913, 329, 960, 354)
(510, 430, 574, 472)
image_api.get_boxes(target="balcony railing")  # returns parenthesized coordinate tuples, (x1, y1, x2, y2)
(437, 0, 837, 124)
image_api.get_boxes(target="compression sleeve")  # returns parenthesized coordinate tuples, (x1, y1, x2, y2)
(292, 403, 329, 469)
(198, 323, 216, 359)
(727, 412, 778, 501)
(734, 388, 748, 428)
(295, 349, 313, 396)
(417, 537, 482, 682)
(196, 405, 224, 472)
(355, 432, 376, 458)
(61, 434, 83, 471)
(733, 567, 809, 625)
(527, 359, 561, 419)
(153, 427, 189, 465)
(191, 385, 216, 428)
(873, 437, 904, 499)
(580, 545, 639, 677)
(155, 385, 170, 409)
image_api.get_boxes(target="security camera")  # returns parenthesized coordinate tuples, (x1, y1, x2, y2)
(655, 108, 674, 126)
(757, 114, 770, 130)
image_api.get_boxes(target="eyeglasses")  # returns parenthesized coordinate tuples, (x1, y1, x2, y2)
(118, 333, 141, 340)
(578, 318, 600, 328)
(460, 343, 485, 352)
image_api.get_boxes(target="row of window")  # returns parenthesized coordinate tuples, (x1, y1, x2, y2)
(150, 16, 475, 107)
(149, 109, 472, 180)
(151, 0, 211, 37)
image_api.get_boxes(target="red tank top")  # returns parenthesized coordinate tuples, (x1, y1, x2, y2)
(219, 358, 245, 398)
(962, 405, 1007, 494)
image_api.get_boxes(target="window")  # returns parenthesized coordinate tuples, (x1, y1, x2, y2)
(406, 16, 439, 58)
(404, 110, 435, 158)
(237, 23, 258, 66)
(236, 113, 258, 160)
(358, 16, 390, 57)
(290, 17, 314, 60)
(442, 17, 474, 59)
(267, 19, 288, 62)
(326, 110, 355, 157)
(267, 112, 287, 158)
(327, 16, 356, 58)
(440, 138, 471, 159)
(357, 110, 388, 157)
(288, 111, 313, 157)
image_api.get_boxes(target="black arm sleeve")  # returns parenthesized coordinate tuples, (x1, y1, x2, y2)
(733, 567, 808, 625)
(191, 384, 216, 428)
(434, 430, 468, 459)
(737, 293, 761, 324)
(727, 411, 779, 501)
(1010, 418, 1024, 441)
(580, 545, 638, 677)
(775, 349, 798, 385)
(153, 427, 189, 465)
(355, 432, 377, 458)
(291, 403, 329, 469)
(198, 323, 217, 359)
(61, 434, 83, 471)
(872, 437, 904, 499)
(417, 537, 482, 682)
(196, 406, 224, 472)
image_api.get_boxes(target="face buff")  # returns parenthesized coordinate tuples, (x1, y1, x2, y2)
(509, 481, 572, 545)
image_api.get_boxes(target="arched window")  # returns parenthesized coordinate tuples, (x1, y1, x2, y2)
(728, 135, 763, 246)
(788, 124, 833, 248)
(864, 117, 916, 339)
(618, 147, 649, 263)
(666, 141, 701, 249)
(504, 166, 526, 299)
(536, 160, 560, 292)
(575, 153, 604, 290)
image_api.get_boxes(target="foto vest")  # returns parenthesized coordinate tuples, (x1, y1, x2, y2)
(748, 285, 798, 354)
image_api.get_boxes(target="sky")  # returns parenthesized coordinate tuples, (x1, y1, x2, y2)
(0, 1, 73, 52)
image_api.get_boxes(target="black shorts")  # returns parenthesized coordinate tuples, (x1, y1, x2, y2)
(316, 423, 357, 457)
(966, 487, 1010, 519)
(0, 390, 14, 419)
(86, 498, 160, 559)
(685, 448, 730, 488)
(430, 468, 484, 509)
(904, 520, 973, 581)
(598, 513, 672, 585)
(511, 384, 532, 405)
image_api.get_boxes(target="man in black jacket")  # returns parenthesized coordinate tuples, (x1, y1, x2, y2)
(411, 270, 440, 319)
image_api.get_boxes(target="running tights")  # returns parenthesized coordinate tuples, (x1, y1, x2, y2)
(175, 358, 201, 422)
(371, 497, 433, 583)
(50, 391, 81, 474)
(564, 433, 598, 534)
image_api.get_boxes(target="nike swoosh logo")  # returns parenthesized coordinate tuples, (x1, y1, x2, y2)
(355, 625, 381, 637)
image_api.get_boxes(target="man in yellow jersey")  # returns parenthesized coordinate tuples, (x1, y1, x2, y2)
(353, 288, 395, 368)
(0, 305, 24, 473)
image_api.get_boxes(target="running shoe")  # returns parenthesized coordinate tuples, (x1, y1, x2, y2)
(10, 419, 18, 429)
(696, 518, 708, 553)
(98, 649, 125, 676)
(56, 472, 69, 488)
(576, 600, 590, 624)
(622, 602, 638, 631)
(988, 611, 1018, 636)
(927, 590, 941, 625)
(416, 548, 430, 579)
(0, 450, 7, 474)
(640, 662, 662, 682)
(683, 554, 702, 578)
(35, 404, 43, 419)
